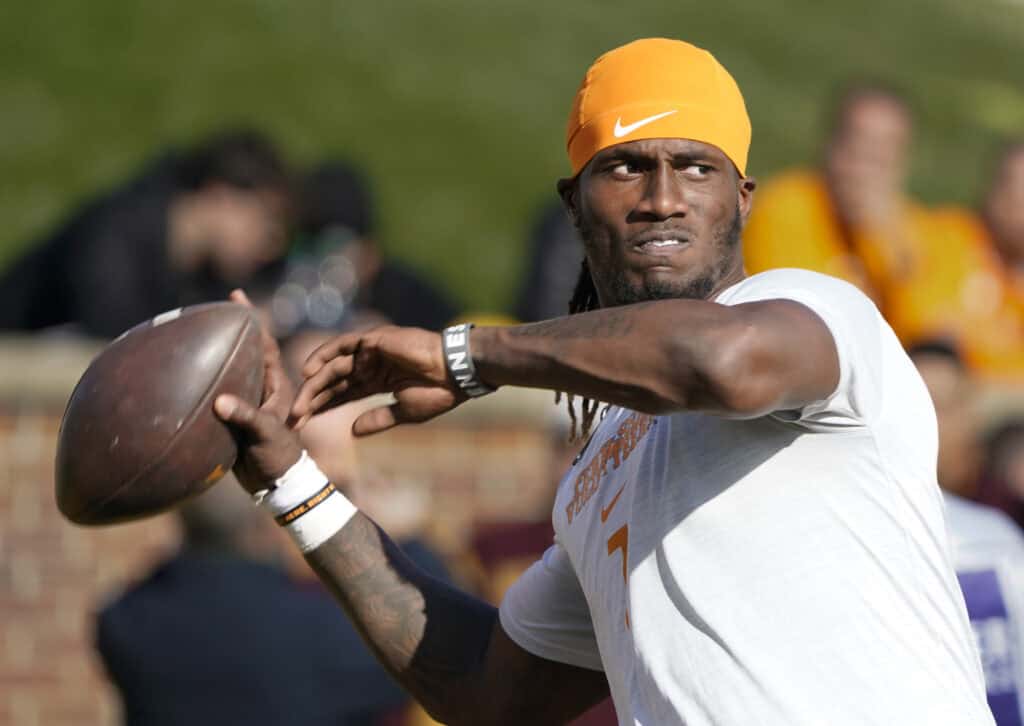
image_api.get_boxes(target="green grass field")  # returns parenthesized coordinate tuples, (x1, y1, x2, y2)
(2, 0, 1022, 311)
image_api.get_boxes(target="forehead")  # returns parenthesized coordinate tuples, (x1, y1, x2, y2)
(589, 137, 733, 165)
(840, 96, 911, 132)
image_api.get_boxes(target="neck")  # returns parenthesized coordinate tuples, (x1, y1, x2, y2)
(709, 253, 747, 300)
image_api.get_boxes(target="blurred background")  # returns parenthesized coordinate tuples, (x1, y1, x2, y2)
(2, 0, 1022, 310)
(2, 0, 1024, 724)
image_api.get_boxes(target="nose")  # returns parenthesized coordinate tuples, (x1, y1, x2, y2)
(633, 163, 688, 221)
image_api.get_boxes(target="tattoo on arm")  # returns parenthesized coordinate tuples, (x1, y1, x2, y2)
(508, 303, 652, 340)
(305, 513, 498, 723)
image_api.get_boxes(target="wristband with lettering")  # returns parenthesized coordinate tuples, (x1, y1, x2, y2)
(442, 323, 495, 398)
(255, 451, 358, 552)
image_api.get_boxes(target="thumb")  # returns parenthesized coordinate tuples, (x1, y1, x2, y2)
(215, 394, 275, 441)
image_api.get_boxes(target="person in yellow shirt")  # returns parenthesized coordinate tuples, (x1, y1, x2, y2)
(905, 142, 1024, 381)
(744, 83, 928, 307)
(746, 90, 1024, 381)
(987, 142, 1024, 290)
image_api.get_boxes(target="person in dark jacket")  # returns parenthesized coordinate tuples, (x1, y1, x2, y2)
(283, 160, 459, 334)
(0, 129, 293, 339)
(95, 482, 448, 726)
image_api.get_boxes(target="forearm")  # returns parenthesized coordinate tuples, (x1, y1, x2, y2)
(472, 300, 745, 414)
(304, 511, 498, 724)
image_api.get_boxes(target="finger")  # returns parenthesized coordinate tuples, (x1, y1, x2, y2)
(290, 382, 364, 430)
(292, 356, 356, 417)
(301, 368, 400, 419)
(258, 322, 283, 362)
(290, 412, 312, 431)
(230, 289, 254, 308)
(352, 404, 402, 437)
(214, 394, 279, 443)
(231, 288, 283, 362)
(262, 360, 297, 419)
(215, 394, 257, 430)
(288, 380, 355, 430)
(301, 332, 367, 378)
(304, 380, 355, 414)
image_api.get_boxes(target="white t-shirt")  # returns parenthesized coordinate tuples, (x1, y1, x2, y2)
(499, 269, 993, 726)
(945, 492, 1024, 724)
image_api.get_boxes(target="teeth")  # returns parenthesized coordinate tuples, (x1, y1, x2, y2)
(644, 239, 681, 248)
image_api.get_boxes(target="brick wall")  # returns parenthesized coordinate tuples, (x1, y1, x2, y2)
(0, 410, 179, 725)
(0, 339, 563, 725)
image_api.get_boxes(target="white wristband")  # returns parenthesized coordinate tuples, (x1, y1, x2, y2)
(256, 451, 358, 552)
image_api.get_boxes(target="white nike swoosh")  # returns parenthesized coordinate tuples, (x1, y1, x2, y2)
(613, 110, 678, 138)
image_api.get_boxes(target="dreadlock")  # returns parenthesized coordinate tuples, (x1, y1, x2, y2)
(567, 257, 600, 316)
(555, 258, 605, 442)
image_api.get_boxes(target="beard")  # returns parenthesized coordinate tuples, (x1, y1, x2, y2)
(581, 203, 743, 306)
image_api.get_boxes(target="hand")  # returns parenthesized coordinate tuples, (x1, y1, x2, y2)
(213, 290, 302, 493)
(291, 325, 465, 436)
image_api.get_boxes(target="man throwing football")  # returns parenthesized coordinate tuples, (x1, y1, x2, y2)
(216, 39, 993, 725)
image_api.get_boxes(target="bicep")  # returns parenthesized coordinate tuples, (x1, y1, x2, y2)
(472, 622, 609, 725)
(712, 299, 841, 417)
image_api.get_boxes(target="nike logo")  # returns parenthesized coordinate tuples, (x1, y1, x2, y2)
(613, 110, 678, 138)
(600, 482, 628, 523)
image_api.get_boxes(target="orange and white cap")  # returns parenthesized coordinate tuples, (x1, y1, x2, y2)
(566, 38, 751, 176)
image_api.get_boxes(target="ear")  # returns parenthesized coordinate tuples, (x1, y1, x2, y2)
(556, 176, 581, 228)
(738, 175, 757, 226)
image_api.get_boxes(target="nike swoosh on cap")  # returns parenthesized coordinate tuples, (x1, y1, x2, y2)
(613, 110, 678, 138)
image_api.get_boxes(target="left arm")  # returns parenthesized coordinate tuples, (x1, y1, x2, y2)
(470, 297, 838, 417)
(292, 297, 839, 434)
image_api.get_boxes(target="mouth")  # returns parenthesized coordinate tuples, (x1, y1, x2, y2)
(631, 235, 689, 256)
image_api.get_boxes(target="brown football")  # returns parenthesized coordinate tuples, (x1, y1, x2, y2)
(55, 302, 264, 525)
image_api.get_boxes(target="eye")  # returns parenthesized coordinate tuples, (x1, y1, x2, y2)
(683, 163, 713, 177)
(609, 161, 642, 178)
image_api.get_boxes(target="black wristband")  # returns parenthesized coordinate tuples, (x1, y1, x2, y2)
(442, 323, 495, 398)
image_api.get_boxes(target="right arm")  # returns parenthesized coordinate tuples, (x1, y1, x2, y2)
(213, 292, 608, 725)
(303, 511, 609, 725)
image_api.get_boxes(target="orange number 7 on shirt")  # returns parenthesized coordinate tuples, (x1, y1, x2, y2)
(606, 524, 630, 628)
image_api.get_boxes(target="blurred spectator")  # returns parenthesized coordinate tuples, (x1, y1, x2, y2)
(513, 200, 585, 322)
(0, 129, 293, 339)
(273, 160, 458, 336)
(907, 142, 1024, 379)
(744, 83, 929, 301)
(95, 482, 412, 726)
(986, 143, 1024, 288)
(910, 342, 1024, 724)
(909, 340, 983, 497)
(745, 87, 1024, 381)
(978, 420, 1024, 533)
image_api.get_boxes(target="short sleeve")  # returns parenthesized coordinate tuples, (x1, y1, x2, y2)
(498, 542, 604, 672)
(715, 269, 886, 429)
